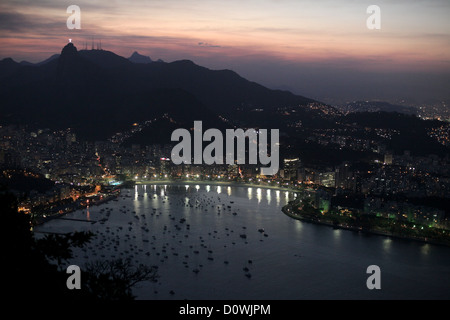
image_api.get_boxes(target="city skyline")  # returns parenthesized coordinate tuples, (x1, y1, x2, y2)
(0, 0, 449, 103)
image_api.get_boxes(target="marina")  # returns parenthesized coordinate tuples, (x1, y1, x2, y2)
(34, 184, 450, 300)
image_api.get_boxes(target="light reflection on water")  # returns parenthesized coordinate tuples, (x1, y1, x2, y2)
(35, 184, 450, 300)
(256, 188, 262, 203)
(421, 243, 430, 256)
(383, 238, 392, 253)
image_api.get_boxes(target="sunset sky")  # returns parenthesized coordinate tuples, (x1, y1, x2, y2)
(1, 0, 449, 104)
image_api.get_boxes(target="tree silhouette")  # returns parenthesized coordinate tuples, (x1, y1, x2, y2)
(1, 187, 158, 300)
(36, 232, 94, 266)
(83, 258, 159, 300)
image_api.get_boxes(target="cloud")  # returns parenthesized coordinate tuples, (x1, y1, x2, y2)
(0, 9, 67, 35)
(198, 42, 221, 48)
(0, 11, 45, 32)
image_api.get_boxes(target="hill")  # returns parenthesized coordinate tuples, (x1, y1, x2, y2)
(0, 43, 318, 141)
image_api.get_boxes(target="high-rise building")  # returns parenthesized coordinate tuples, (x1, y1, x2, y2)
(319, 171, 336, 188)
(283, 158, 301, 181)
(384, 153, 393, 165)
(159, 157, 171, 175)
(335, 162, 353, 190)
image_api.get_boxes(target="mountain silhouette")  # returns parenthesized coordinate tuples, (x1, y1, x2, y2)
(0, 42, 318, 142)
(128, 51, 153, 64)
(0, 43, 446, 159)
(37, 54, 60, 66)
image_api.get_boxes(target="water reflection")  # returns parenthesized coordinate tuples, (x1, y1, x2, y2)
(256, 188, 262, 203)
(294, 219, 302, 232)
(333, 229, 341, 241)
(421, 243, 430, 256)
(383, 238, 392, 253)
(35, 183, 450, 300)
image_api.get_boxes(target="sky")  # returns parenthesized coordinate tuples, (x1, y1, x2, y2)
(0, 0, 449, 104)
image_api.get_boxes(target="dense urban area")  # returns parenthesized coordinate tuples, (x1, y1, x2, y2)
(1, 102, 449, 244)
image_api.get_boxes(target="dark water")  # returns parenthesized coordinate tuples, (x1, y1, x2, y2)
(35, 184, 450, 299)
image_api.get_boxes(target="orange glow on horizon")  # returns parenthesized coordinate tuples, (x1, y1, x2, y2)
(0, 0, 448, 74)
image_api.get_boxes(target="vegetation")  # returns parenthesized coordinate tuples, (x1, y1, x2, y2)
(1, 187, 158, 300)
(283, 198, 450, 246)
(83, 258, 158, 300)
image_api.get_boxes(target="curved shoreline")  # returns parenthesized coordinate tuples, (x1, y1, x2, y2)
(135, 180, 299, 193)
(42, 180, 450, 248)
(281, 204, 450, 248)
(33, 193, 120, 226)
